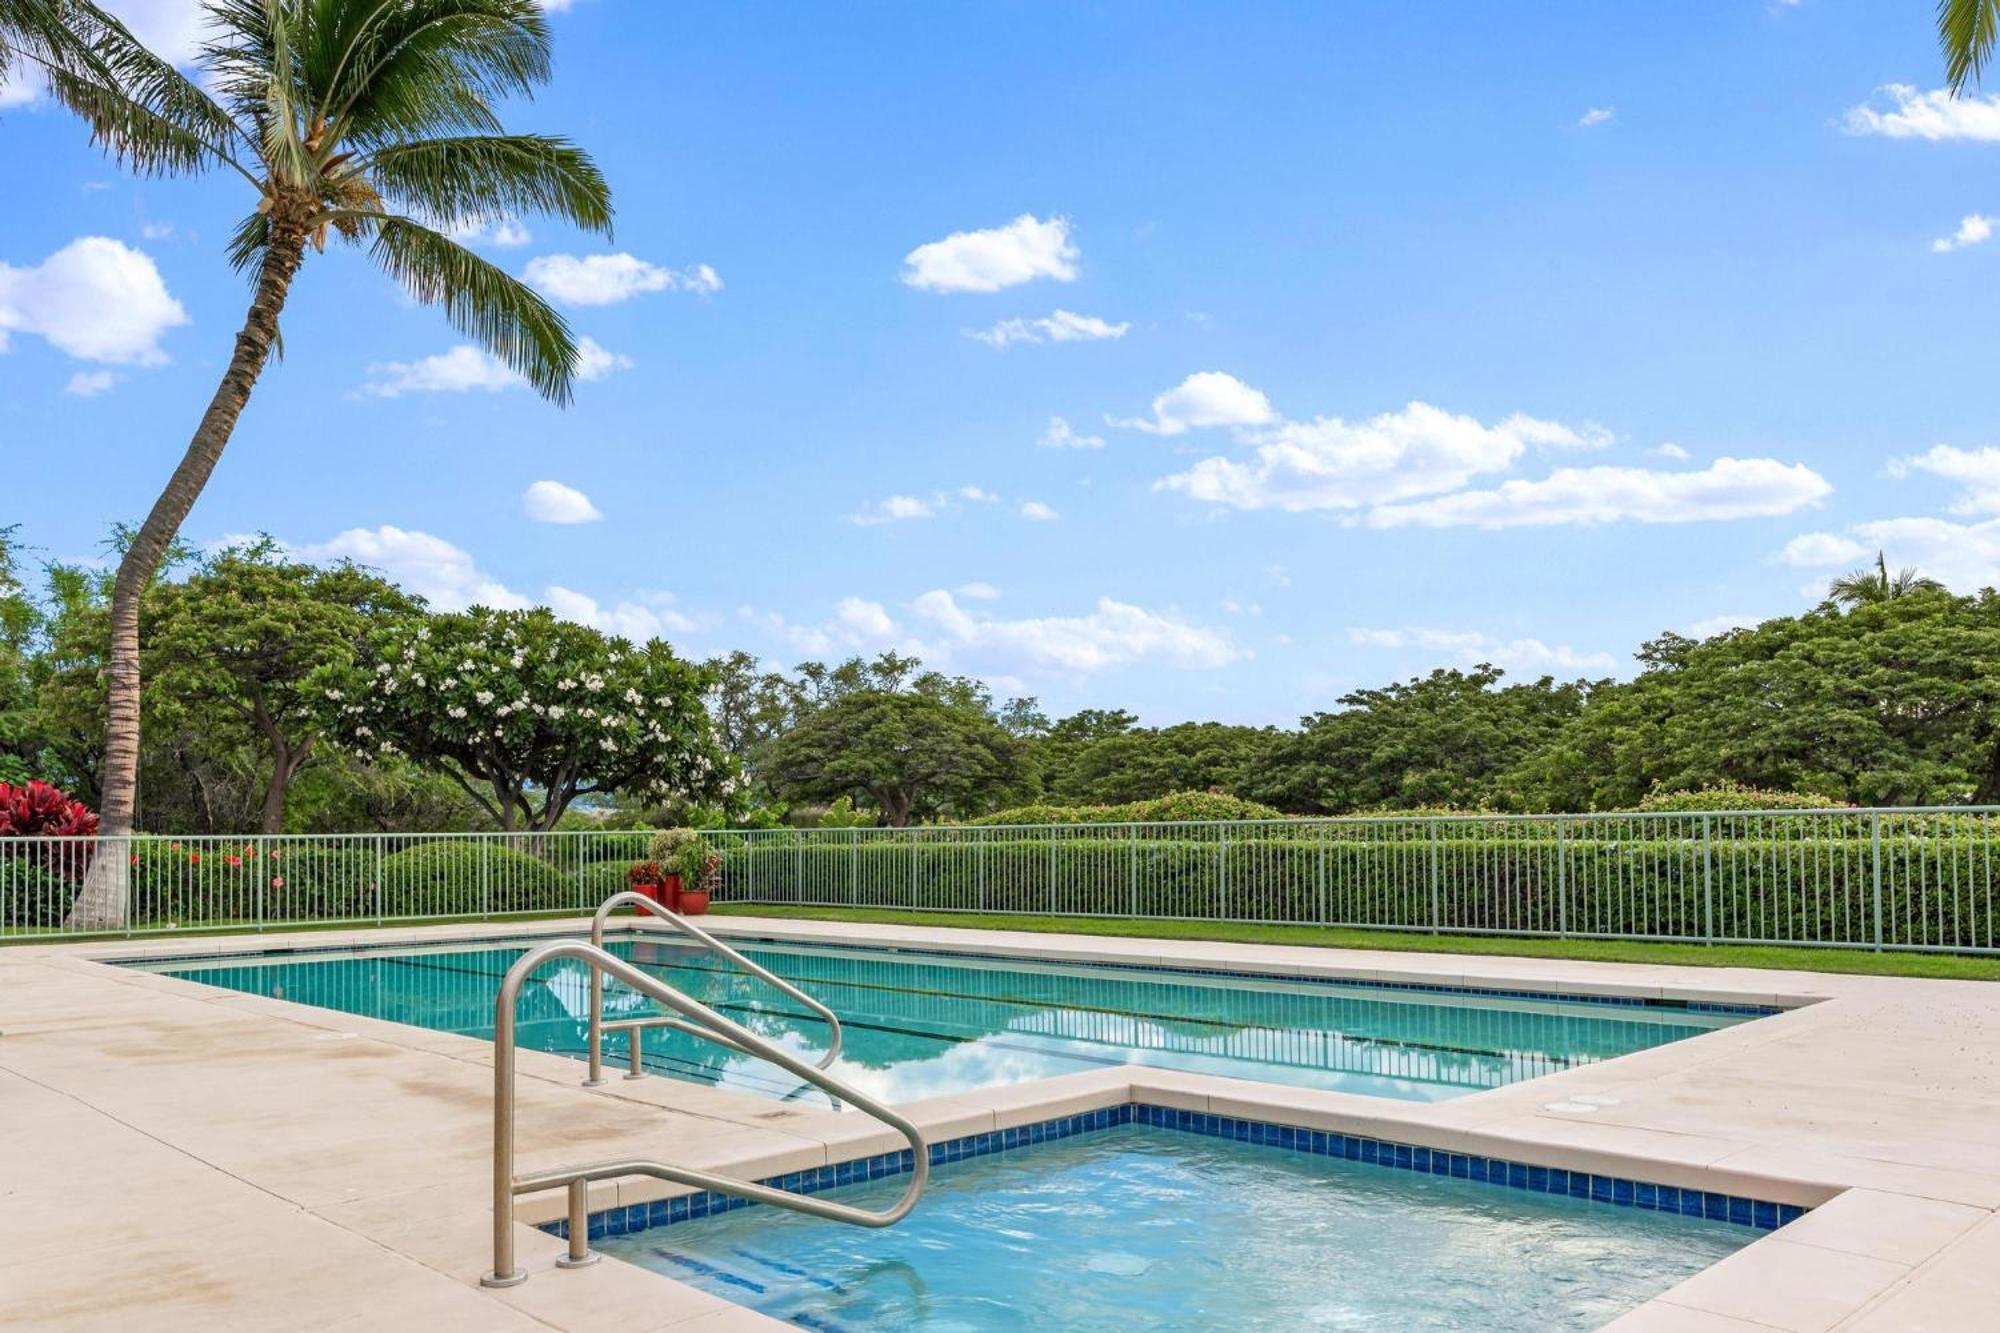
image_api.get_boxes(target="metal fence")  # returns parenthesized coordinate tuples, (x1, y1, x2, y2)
(6, 807, 2000, 952)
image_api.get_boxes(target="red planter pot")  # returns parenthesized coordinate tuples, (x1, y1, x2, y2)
(678, 888, 710, 916)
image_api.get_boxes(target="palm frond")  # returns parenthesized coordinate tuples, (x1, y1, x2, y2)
(44, 63, 249, 179)
(1941, 0, 2000, 92)
(322, 0, 550, 148)
(366, 213, 579, 403)
(365, 134, 611, 236)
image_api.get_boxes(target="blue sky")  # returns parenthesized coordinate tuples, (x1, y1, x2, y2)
(8, 1, 2000, 725)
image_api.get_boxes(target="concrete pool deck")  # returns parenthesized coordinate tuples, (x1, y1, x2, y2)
(2, 916, 1998, 1330)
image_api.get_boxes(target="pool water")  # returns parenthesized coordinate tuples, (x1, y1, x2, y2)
(152, 934, 1756, 1105)
(597, 1124, 1752, 1331)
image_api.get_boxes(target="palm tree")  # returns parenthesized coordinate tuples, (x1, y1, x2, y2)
(28, 1, 611, 927)
(1827, 552, 1944, 608)
(1940, 0, 2000, 91)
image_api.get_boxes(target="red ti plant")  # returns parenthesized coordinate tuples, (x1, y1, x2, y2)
(0, 781, 101, 880)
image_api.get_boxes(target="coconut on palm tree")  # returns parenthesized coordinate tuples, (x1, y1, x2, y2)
(17, 1, 611, 927)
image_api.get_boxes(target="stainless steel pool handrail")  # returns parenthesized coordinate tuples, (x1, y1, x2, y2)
(482, 938, 927, 1288)
(585, 890, 843, 1086)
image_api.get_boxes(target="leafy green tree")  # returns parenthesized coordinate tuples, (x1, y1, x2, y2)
(1247, 666, 1593, 814)
(323, 608, 727, 830)
(1043, 721, 1279, 805)
(143, 544, 418, 832)
(1522, 590, 2000, 809)
(763, 689, 1030, 826)
(39, 0, 611, 926)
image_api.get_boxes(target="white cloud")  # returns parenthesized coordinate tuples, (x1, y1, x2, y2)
(1113, 371, 1276, 436)
(1888, 444, 2000, 512)
(451, 217, 533, 248)
(1682, 612, 1765, 639)
(139, 221, 173, 241)
(1844, 84, 2000, 141)
(967, 309, 1129, 347)
(1578, 106, 1615, 128)
(0, 237, 187, 364)
(64, 370, 118, 397)
(296, 526, 530, 612)
(1933, 215, 1995, 253)
(911, 590, 1245, 672)
(900, 214, 1078, 293)
(849, 494, 936, 526)
(1650, 442, 1690, 461)
(1347, 626, 1617, 675)
(365, 345, 519, 397)
(521, 480, 603, 524)
(1039, 416, 1105, 449)
(363, 336, 628, 396)
(542, 586, 691, 640)
(760, 588, 1244, 677)
(1364, 457, 1831, 529)
(523, 253, 722, 305)
(848, 487, 1000, 525)
(1780, 531, 1868, 567)
(956, 581, 1002, 600)
(1019, 500, 1060, 521)
(290, 524, 691, 635)
(1157, 402, 1607, 512)
(1780, 516, 2000, 592)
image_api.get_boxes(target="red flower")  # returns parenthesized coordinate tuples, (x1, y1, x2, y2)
(129, 854, 139, 866)
(189, 852, 201, 865)
(225, 854, 242, 868)
(271, 876, 285, 889)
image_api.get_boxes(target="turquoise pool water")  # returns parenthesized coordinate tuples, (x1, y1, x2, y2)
(597, 1123, 1753, 1330)
(150, 934, 1755, 1105)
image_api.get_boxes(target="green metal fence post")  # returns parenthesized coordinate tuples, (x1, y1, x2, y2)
(375, 834, 385, 926)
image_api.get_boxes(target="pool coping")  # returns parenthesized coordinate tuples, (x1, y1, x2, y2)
(6, 913, 1998, 1330)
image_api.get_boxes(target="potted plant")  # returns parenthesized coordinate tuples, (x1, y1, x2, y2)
(625, 860, 668, 906)
(646, 828, 716, 914)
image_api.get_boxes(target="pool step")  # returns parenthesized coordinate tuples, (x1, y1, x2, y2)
(650, 1247, 866, 1331)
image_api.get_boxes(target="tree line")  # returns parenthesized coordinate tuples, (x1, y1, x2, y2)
(5, 531, 1995, 832)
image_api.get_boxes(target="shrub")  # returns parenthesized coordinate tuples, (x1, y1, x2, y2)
(376, 841, 577, 914)
(960, 790, 1286, 827)
(1635, 782, 1845, 813)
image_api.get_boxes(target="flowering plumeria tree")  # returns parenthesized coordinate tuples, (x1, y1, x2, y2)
(318, 608, 729, 831)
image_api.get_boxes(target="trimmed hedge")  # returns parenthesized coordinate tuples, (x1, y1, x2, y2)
(721, 825, 2000, 949)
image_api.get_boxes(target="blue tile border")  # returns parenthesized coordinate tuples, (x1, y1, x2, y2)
(125, 926, 1780, 1017)
(544, 1102, 1807, 1245)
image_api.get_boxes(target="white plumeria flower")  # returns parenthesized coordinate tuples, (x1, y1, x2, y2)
(416, 627, 430, 641)
(447, 705, 467, 719)
(442, 677, 457, 689)
(548, 705, 566, 720)
(475, 690, 495, 706)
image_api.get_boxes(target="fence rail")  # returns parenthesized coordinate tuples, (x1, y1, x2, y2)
(6, 807, 2000, 953)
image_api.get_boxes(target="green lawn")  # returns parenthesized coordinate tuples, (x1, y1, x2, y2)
(708, 903, 2000, 981)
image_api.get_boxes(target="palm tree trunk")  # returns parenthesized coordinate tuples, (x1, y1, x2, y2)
(66, 220, 311, 930)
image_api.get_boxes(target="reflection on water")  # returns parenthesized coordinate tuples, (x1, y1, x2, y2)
(158, 937, 1754, 1105)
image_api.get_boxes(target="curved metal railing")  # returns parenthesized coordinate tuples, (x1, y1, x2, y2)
(482, 939, 927, 1287)
(585, 889, 844, 1085)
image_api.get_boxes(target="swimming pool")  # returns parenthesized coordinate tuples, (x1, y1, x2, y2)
(147, 932, 1761, 1105)
(595, 1119, 1760, 1330)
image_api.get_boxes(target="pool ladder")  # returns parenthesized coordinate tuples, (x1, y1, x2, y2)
(583, 889, 844, 1086)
